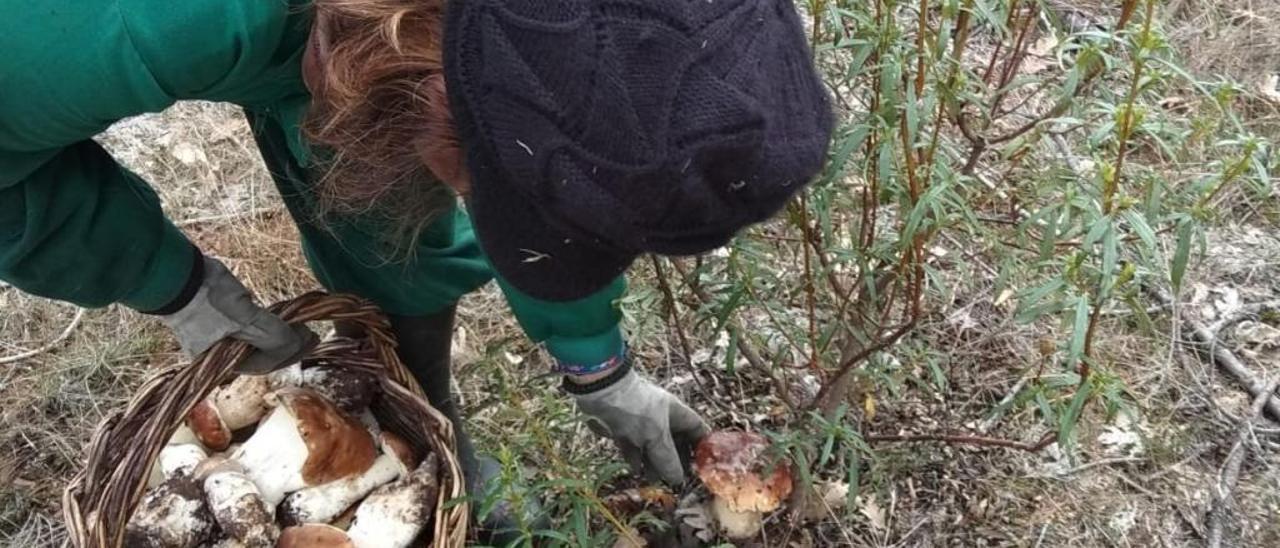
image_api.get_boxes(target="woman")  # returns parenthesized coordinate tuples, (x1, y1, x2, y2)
(0, 0, 831, 540)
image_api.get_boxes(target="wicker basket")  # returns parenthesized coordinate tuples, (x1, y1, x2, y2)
(61, 292, 469, 548)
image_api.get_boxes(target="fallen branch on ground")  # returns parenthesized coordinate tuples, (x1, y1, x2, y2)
(1147, 286, 1280, 422)
(175, 207, 280, 228)
(0, 307, 86, 366)
(864, 431, 1056, 452)
(1205, 375, 1280, 548)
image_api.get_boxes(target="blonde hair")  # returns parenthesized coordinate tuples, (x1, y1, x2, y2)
(303, 0, 464, 247)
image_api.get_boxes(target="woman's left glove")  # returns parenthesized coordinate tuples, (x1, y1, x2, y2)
(159, 256, 317, 374)
(567, 362, 709, 485)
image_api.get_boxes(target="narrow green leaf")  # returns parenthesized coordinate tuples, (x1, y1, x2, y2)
(1015, 278, 1066, 323)
(1066, 296, 1091, 369)
(1121, 209, 1158, 260)
(1171, 220, 1193, 291)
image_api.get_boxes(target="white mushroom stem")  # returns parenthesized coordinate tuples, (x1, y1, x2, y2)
(356, 409, 382, 440)
(232, 388, 377, 507)
(203, 461, 279, 547)
(709, 496, 763, 540)
(279, 453, 404, 526)
(125, 475, 215, 548)
(347, 454, 440, 548)
(230, 400, 311, 505)
(168, 424, 199, 446)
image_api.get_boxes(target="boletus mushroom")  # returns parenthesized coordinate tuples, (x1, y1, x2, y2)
(300, 366, 379, 413)
(694, 430, 793, 540)
(208, 374, 273, 430)
(147, 443, 207, 489)
(347, 453, 441, 548)
(125, 457, 216, 547)
(200, 458, 279, 547)
(186, 398, 232, 451)
(278, 524, 355, 548)
(231, 387, 377, 506)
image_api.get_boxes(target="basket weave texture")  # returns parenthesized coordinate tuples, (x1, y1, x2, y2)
(61, 292, 469, 547)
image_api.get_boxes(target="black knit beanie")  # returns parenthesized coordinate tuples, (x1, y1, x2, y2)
(444, 0, 834, 302)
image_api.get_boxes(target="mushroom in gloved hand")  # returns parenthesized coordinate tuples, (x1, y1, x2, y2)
(694, 431, 793, 540)
(278, 432, 419, 526)
(232, 387, 378, 506)
(346, 452, 440, 548)
(200, 458, 279, 547)
(278, 524, 355, 548)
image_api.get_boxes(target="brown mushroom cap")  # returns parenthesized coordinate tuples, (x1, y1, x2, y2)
(187, 398, 232, 451)
(278, 524, 355, 548)
(271, 388, 378, 485)
(694, 431, 793, 513)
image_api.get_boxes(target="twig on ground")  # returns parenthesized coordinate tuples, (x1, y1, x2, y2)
(1206, 375, 1280, 548)
(0, 307, 86, 366)
(864, 430, 1056, 452)
(174, 206, 280, 228)
(1148, 286, 1280, 422)
(1207, 300, 1280, 335)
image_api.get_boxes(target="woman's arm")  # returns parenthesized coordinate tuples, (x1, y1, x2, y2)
(0, 142, 198, 310)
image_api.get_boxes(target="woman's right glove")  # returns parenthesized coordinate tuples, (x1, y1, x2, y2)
(567, 361, 709, 485)
(158, 257, 316, 374)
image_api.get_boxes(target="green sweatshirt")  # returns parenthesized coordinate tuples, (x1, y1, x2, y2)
(0, 0, 624, 365)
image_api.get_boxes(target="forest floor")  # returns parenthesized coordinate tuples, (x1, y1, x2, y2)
(3, 2, 1280, 547)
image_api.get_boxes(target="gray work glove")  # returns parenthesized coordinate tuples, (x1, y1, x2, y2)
(159, 257, 316, 374)
(569, 367, 710, 485)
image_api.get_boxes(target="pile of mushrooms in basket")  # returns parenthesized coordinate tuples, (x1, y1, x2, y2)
(128, 360, 436, 548)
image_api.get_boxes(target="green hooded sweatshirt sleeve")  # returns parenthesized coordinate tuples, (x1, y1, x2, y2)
(0, 0, 311, 309)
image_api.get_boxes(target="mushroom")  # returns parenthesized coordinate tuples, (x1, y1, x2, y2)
(278, 453, 406, 526)
(346, 453, 440, 548)
(279, 431, 419, 526)
(694, 431, 793, 540)
(208, 374, 272, 430)
(330, 503, 359, 531)
(186, 399, 232, 451)
(300, 366, 379, 413)
(125, 458, 216, 547)
(278, 524, 355, 548)
(168, 424, 199, 446)
(158, 443, 207, 479)
(269, 362, 305, 389)
(231, 387, 378, 506)
(377, 431, 421, 475)
(200, 459, 279, 547)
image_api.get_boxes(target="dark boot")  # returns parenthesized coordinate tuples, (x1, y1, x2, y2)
(346, 308, 541, 546)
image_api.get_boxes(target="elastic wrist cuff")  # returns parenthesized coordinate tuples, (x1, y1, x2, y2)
(138, 246, 204, 315)
(562, 356, 632, 395)
(554, 342, 627, 376)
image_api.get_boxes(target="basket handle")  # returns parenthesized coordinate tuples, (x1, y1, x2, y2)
(61, 292, 428, 548)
